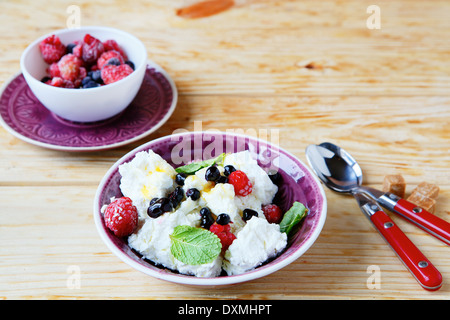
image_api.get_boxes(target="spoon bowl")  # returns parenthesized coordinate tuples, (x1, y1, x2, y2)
(305, 142, 363, 194)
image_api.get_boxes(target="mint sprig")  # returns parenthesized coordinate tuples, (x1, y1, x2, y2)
(279, 202, 308, 236)
(170, 225, 222, 265)
(175, 153, 226, 175)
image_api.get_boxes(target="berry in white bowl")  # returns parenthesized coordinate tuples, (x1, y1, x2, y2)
(20, 26, 147, 123)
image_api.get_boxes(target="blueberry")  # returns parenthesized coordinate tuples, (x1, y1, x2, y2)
(200, 207, 214, 229)
(216, 175, 228, 184)
(186, 188, 200, 201)
(268, 170, 282, 185)
(216, 213, 230, 225)
(83, 80, 101, 89)
(106, 57, 121, 66)
(175, 173, 187, 186)
(168, 186, 184, 208)
(147, 197, 173, 218)
(66, 43, 76, 54)
(40, 76, 51, 83)
(200, 207, 212, 216)
(242, 208, 258, 221)
(223, 165, 236, 176)
(81, 76, 92, 86)
(91, 70, 103, 83)
(125, 60, 135, 70)
(205, 166, 220, 182)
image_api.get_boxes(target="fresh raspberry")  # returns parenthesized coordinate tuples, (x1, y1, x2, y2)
(104, 197, 138, 237)
(101, 64, 134, 84)
(81, 34, 105, 64)
(103, 39, 128, 60)
(39, 35, 66, 64)
(97, 50, 125, 69)
(262, 204, 283, 224)
(228, 170, 253, 196)
(57, 54, 83, 82)
(209, 223, 235, 251)
(209, 222, 230, 234)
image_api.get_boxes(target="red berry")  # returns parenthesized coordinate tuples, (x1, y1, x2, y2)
(97, 50, 125, 69)
(81, 34, 105, 64)
(72, 43, 83, 59)
(104, 197, 138, 237)
(228, 170, 253, 196)
(101, 64, 134, 84)
(48, 77, 64, 87)
(39, 35, 66, 64)
(209, 223, 235, 251)
(47, 62, 60, 78)
(103, 39, 128, 60)
(57, 54, 83, 82)
(262, 204, 283, 224)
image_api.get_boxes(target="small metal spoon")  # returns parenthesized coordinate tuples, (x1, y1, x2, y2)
(306, 142, 443, 291)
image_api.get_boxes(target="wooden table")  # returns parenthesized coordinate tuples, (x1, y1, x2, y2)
(1, 0, 449, 300)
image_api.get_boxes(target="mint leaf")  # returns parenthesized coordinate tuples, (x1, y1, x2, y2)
(279, 202, 308, 236)
(175, 153, 226, 175)
(170, 225, 222, 265)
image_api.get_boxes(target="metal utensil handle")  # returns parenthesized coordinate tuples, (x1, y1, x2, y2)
(367, 206, 442, 291)
(379, 192, 450, 246)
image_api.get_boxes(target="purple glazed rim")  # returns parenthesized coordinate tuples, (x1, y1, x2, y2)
(93, 131, 327, 286)
(0, 61, 177, 151)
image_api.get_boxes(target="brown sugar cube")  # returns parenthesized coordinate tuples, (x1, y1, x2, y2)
(413, 182, 440, 199)
(407, 190, 436, 214)
(382, 174, 406, 198)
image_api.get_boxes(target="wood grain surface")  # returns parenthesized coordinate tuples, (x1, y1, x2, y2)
(0, 0, 449, 299)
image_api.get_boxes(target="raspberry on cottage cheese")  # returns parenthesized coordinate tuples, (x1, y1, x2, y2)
(104, 149, 302, 277)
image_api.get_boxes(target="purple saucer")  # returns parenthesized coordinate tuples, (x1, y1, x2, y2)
(0, 62, 177, 151)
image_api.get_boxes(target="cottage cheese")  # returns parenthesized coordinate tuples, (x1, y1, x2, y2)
(223, 217, 287, 275)
(119, 150, 176, 218)
(117, 149, 287, 277)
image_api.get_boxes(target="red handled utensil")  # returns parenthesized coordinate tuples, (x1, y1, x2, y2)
(354, 192, 442, 291)
(305, 142, 445, 290)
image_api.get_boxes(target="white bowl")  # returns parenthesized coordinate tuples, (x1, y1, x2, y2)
(20, 26, 147, 123)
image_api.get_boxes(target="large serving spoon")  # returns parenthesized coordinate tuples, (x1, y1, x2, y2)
(306, 142, 443, 291)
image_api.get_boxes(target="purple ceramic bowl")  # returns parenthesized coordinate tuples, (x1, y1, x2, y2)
(93, 131, 327, 286)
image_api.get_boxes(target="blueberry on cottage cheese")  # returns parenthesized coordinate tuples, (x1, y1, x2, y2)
(242, 208, 258, 221)
(223, 165, 236, 176)
(147, 197, 173, 218)
(200, 207, 214, 229)
(205, 166, 220, 182)
(175, 173, 187, 186)
(186, 188, 200, 201)
(216, 213, 231, 225)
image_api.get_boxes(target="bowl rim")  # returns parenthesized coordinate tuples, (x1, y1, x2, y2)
(93, 131, 327, 286)
(20, 25, 148, 92)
